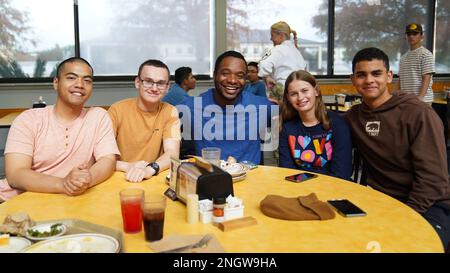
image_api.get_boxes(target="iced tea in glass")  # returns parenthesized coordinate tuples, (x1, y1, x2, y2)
(142, 195, 167, 242)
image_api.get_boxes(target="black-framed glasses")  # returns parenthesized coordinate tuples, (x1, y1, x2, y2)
(139, 78, 168, 90)
(406, 32, 420, 36)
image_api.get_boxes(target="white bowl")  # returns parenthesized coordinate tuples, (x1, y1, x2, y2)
(222, 163, 248, 177)
(26, 222, 67, 241)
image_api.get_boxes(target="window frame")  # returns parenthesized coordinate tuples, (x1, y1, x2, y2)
(1, 0, 449, 84)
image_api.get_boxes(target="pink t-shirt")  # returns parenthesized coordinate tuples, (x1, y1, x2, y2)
(6, 105, 120, 176)
(0, 106, 120, 200)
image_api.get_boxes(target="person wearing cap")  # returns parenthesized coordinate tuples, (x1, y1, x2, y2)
(162, 66, 196, 106)
(258, 21, 307, 104)
(398, 23, 435, 104)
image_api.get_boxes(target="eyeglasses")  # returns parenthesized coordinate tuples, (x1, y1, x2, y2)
(406, 32, 420, 36)
(139, 78, 168, 90)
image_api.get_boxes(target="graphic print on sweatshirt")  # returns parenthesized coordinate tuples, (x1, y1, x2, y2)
(288, 130, 333, 169)
(365, 121, 380, 137)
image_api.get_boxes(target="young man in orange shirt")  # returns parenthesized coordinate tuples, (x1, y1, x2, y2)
(108, 59, 181, 183)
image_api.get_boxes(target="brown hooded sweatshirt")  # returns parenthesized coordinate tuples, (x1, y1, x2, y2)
(346, 91, 450, 214)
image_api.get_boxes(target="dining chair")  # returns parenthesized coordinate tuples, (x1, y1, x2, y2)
(446, 96, 450, 148)
(352, 147, 367, 185)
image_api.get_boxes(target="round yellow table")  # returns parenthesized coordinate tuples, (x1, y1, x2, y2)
(0, 166, 443, 253)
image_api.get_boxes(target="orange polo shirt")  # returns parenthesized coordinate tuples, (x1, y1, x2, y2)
(108, 98, 181, 163)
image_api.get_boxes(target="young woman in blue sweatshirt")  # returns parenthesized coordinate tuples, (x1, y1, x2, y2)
(279, 70, 353, 180)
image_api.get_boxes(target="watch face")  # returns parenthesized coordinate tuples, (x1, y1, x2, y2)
(148, 162, 160, 174)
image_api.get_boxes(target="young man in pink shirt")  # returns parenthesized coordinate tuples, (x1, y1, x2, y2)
(0, 57, 120, 201)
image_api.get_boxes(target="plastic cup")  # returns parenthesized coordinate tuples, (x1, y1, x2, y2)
(201, 147, 221, 166)
(142, 195, 167, 242)
(119, 188, 144, 233)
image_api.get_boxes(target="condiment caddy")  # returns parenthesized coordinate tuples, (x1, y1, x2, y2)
(197, 195, 244, 224)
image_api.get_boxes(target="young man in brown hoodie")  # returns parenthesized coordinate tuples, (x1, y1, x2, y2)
(346, 47, 450, 252)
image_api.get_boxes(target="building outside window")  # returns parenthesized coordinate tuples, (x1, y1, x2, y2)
(0, 0, 449, 79)
(0, 0, 74, 78)
(226, 0, 328, 75)
(332, 0, 428, 75)
(78, 0, 211, 76)
(435, 0, 450, 73)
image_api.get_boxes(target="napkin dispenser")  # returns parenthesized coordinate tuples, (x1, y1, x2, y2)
(175, 157, 233, 204)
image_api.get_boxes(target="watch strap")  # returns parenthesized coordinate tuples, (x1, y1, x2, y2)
(146, 162, 160, 175)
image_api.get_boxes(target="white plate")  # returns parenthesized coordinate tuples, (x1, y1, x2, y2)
(21, 233, 120, 253)
(0, 237, 31, 253)
(232, 172, 247, 183)
(26, 223, 67, 241)
(222, 163, 248, 177)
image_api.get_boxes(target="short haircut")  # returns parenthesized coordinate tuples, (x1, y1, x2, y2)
(248, 61, 259, 69)
(137, 59, 170, 79)
(56, 57, 93, 78)
(352, 47, 390, 73)
(174, 66, 192, 85)
(214, 50, 247, 75)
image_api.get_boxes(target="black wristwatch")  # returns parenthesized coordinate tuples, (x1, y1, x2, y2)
(146, 162, 160, 175)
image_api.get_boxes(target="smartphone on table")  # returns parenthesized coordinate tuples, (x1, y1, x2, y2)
(284, 172, 318, 183)
(327, 199, 366, 217)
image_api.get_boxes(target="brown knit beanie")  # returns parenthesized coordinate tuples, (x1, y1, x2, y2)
(260, 193, 335, 220)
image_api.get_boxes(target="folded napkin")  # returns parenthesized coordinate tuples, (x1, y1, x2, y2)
(148, 234, 225, 253)
(260, 193, 335, 220)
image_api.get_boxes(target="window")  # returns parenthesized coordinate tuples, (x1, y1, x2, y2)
(78, 0, 211, 76)
(435, 0, 450, 73)
(0, 0, 74, 78)
(226, 0, 328, 75)
(0, 0, 448, 80)
(333, 0, 428, 75)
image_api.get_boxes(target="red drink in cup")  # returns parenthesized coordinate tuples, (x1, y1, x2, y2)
(121, 199, 143, 233)
(119, 188, 144, 233)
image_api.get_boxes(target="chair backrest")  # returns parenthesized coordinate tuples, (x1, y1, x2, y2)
(446, 96, 450, 146)
(352, 147, 367, 185)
